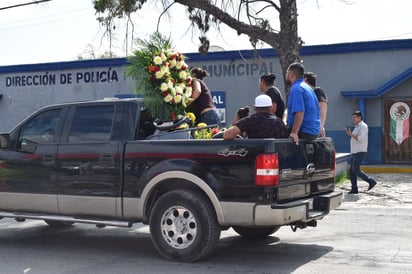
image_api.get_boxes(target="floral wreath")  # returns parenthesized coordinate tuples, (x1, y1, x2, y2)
(126, 32, 193, 120)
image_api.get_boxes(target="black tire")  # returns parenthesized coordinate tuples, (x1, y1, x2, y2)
(149, 189, 221, 262)
(232, 226, 280, 238)
(44, 220, 74, 227)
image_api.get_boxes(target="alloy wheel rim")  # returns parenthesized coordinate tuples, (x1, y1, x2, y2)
(160, 206, 197, 249)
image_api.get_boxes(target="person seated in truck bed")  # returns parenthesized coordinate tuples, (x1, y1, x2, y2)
(286, 62, 320, 144)
(223, 94, 287, 140)
(231, 106, 250, 126)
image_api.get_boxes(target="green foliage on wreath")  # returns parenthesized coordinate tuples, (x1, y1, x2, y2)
(126, 32, 193, 120)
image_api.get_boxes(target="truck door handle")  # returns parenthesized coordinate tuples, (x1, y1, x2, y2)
(43, 154, 55, 166)
(100, 154, 114, 164)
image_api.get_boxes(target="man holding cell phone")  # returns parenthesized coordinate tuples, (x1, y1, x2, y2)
(345, 111, 377, 194)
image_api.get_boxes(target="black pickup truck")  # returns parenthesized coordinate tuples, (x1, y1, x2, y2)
(0, 98, 342, 262)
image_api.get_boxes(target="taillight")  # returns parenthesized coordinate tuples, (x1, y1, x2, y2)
(255, 153, 279, 187)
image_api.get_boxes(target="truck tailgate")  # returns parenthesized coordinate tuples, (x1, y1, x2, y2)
(276, 138, 335, 202)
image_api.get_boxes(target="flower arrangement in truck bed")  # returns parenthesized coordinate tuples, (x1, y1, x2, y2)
(126, 32, 193, 120)
(185, 112, 221, 139)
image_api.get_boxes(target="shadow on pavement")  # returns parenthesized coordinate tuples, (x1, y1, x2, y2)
(209, 235, 333, 272)
(0, 221, 333, 273)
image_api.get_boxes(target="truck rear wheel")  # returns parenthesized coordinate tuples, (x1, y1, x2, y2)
(149, 189, 221, 262)
(232, 226, 280, 238)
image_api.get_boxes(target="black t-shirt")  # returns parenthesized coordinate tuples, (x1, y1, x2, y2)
(266, 86, 285, 119)
(235, 112, 287, 138)
(314, 87, 328, 103)
(188, 80, 215, 119)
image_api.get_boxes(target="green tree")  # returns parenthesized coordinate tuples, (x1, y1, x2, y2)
(93, 0, 302, 96)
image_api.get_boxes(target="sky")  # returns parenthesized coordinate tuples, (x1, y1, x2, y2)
(1, 0, 412, 66)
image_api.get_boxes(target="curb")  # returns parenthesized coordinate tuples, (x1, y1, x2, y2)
(360, 166, 412, 173)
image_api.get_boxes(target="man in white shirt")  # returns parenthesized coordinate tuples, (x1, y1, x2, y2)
(345, 111, 377, 194)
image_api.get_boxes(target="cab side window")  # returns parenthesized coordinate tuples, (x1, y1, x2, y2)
(68, 105, 114, 143)
(19, 109, 62, 147)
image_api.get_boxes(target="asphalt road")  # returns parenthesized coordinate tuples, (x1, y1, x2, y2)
(0, 173, 411, 274)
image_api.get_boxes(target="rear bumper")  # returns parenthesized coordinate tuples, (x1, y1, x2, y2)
(254, 191, 343, 226)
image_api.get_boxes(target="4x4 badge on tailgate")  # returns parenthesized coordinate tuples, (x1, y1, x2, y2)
(218, 147, 248, 157)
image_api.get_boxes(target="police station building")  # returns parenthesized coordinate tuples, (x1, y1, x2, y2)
(1, 39, 412, 165)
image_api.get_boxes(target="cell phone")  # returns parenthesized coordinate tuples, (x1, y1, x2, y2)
(346, 125, 350, 130)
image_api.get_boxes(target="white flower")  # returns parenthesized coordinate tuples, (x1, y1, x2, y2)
(179, 70, 187, 79)
(155, 71, 163, 79)
(160, 65, 169, 75)
(169, 59, 176, 68)
(184, 87, 192, 97)
(175, 85, 183, 95)
(160, 52, 167, 62)
(153, 56, 162, 65)
(160, 82, 168, 92)
(167, 80, 174, 89)
(164, 94, 173, 103)
(176, 61, 183, 70)
(174, 95, 182, 103)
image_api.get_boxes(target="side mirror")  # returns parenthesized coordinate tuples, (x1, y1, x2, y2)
(0, 133, 12, 149)
(0, 133, 12, 148)
(20, 138, 37, 153)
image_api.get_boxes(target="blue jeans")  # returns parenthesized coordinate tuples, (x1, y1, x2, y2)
(349, 152, 373, 191)
(199, 109, 221, 125)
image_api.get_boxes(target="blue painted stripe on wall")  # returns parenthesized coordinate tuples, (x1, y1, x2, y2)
(0, 58, 128, 74)
(185, 39, 412, 61)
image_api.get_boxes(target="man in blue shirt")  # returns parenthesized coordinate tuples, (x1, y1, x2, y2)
(286, 62, 320, 145)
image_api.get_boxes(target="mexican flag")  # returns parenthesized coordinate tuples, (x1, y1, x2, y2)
(389, 102, 410, 145)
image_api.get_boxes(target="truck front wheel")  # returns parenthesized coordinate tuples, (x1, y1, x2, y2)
(149, 189, 221, 262)
(232, 226, 280, 238)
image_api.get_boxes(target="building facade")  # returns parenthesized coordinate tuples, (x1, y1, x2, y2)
(1, 39, 412, 164)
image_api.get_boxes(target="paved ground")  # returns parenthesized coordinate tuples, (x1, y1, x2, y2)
(0, 173, 411, 273)
(338, 173, 412, 208)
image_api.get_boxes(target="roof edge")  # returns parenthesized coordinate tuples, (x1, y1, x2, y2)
(1, 39, 412, 74)
(341, 67, 412, 98)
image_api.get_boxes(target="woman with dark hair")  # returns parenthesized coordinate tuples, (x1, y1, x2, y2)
(188, 67, 221, 125)
(258, 73, 285, 120)
(232, 106, 250, 125)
